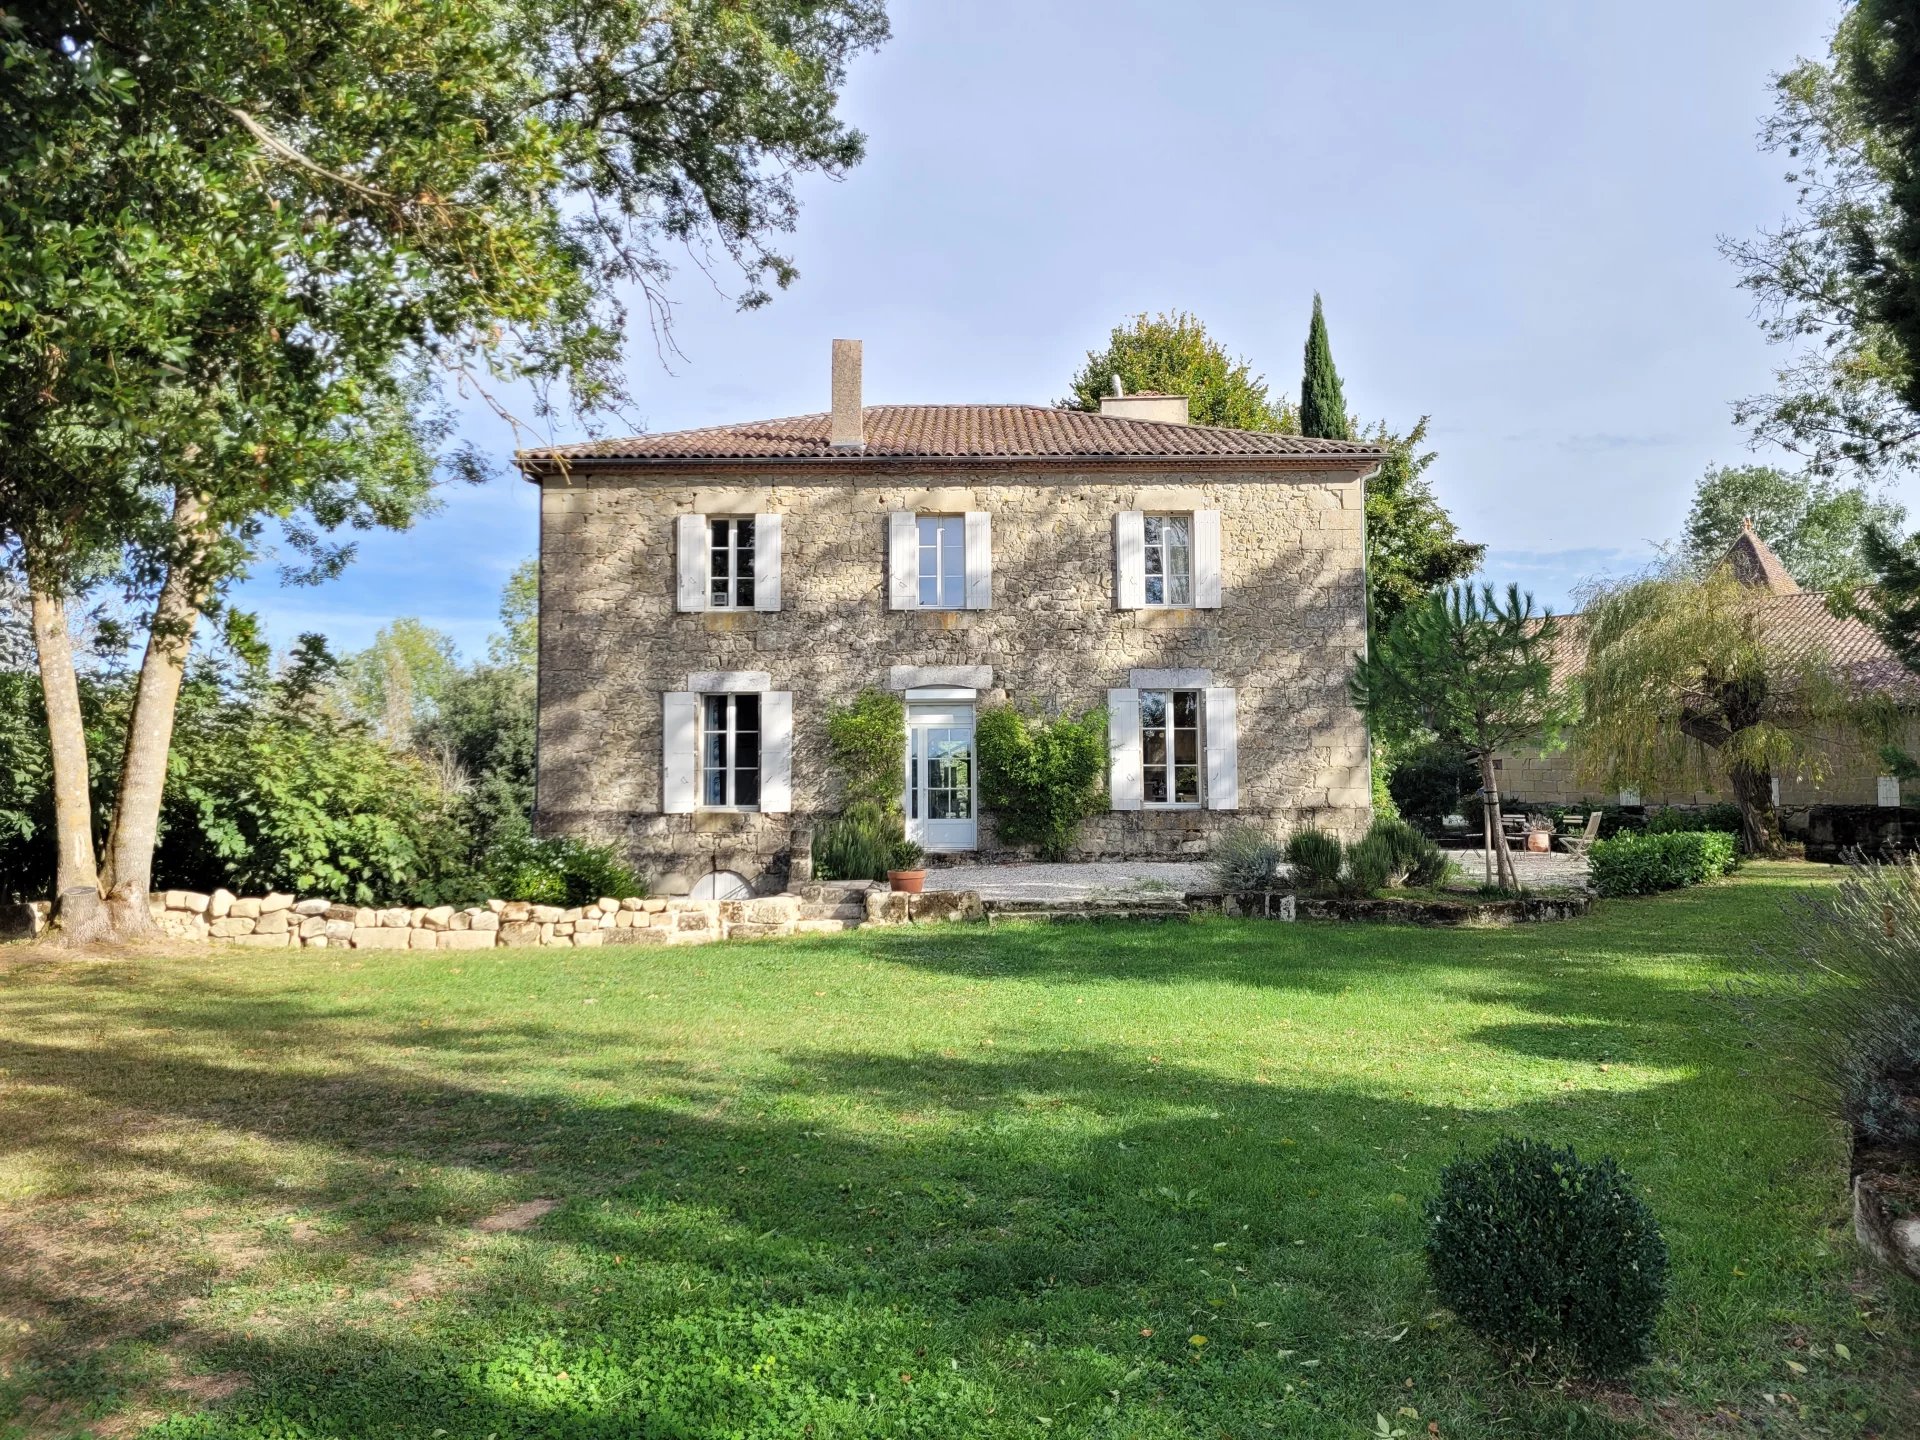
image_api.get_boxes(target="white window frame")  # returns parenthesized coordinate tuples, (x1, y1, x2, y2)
(917, 515, 967, 609)
(707, 516, 756, 610)
(697, 691, 762, 811)
(1142, 513, 1194, 608)
(1139, 687, 1204, 809)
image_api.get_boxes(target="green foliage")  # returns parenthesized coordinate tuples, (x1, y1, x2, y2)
(340, 619, 463, 748)
(825, 689, 906, 812)
(1388, 739, 1479, 836)
(1298, 292, 1350, 441)
(1588, 831, 1739, 898)
(1208, 825, 1286, 891)
(1644, 804, 1744, 836)
(812, 801, 899, 883)
(1683, 464, 1905, 591)
(487, 834, 641, 907)
(1343, 831, 1397, 897)
(1426, 1137, 1669, 1376)
(1061, 311, 1294, 430)
(1743, 856, 1920, 1153)
(1369, 816, 1450, 888)
(1284, 828, 1346, 896)
(1359, 417, 1486, 627)
(975, 705, 1107, 861)
(491, 559, 540, 673)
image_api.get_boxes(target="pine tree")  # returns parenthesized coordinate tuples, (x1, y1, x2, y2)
(1300, 293, 1351, 440)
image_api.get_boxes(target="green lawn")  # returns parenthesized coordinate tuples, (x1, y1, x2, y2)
(1, 863, 1914, 1439)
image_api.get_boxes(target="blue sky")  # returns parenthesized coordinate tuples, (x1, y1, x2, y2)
(234, 0, 1868, 658)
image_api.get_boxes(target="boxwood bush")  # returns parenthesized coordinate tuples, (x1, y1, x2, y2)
(1588, 830, 1738, 897)
(1426, 1137, 1669, 1375)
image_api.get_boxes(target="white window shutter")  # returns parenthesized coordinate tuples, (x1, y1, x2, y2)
(754, 513, 782, 612)
(964, 511, 992, 610)
(1115, 511, 1146, 610)
(1204, 687, 1239, 810)
(760, 691, 793, 813)
(675, 514, 708, 612)
(888, 511, 918, 610)
(1108, 687, 1143, 811)
(662, 692, 698, 813)
(1193, 510, 1223, 609)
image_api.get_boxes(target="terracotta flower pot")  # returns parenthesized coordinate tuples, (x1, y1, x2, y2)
(888, 869, 926, 894)
(1526, 828, 1552, 853)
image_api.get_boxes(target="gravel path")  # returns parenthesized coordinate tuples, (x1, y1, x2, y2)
(923, 861, 1208, 902)
(922, 849, 1589, 902)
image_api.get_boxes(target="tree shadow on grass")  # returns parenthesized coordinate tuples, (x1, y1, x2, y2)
(0, 955, 1909, 1440)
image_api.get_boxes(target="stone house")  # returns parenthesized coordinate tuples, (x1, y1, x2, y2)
(519, 341, 1385, 894)
(1495, 523, 1920, 829)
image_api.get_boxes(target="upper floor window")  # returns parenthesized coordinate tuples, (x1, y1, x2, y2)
(709, 517, 756, 609)
(1143, 515, 1193, 607)
(1140, 688, 1202, 807)
(699, 692, 761, 809)
(917, 515, 966, 609)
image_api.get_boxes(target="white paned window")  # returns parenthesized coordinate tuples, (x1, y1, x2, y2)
(1143, 515, 1193, 607)
(1140, 688, 1202, 806)
(698, 692, 761, 809)
(918, 515, 966, 609)
(708, 517, 756, 609)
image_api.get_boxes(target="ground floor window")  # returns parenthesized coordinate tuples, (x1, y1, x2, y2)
(699, 692, 761, 808)
(1140, 688, 1201, 806)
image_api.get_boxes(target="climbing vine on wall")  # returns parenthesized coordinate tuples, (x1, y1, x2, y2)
(976, 705, 1108, 860)
(825, 688, 905, 812)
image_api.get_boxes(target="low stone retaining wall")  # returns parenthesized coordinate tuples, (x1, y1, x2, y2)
(3, 885, 988, 949)
(1186, 890, 1589, 926)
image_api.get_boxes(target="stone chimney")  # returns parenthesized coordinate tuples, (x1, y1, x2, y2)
(1098, 390, 1190, 425)
(830, 338, 864, 449)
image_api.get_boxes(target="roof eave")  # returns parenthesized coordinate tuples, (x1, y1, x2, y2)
(514, 449, 1388, 481)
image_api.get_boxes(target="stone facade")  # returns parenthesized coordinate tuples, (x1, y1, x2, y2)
(534, 466, 1374, 892)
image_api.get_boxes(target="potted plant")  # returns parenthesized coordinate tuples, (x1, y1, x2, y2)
(887, 838, 927, 893)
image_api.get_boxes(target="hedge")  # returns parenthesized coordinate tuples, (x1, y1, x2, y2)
(1587, 830, 1738, 897)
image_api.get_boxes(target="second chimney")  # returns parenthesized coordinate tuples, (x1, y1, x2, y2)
(830, 338, 865, 449)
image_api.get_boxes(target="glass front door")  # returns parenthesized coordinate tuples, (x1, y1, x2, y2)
(906, 704, 977, 852)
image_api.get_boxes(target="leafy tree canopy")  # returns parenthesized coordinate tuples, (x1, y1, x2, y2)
(1061, 312, 1295, 431)
(1682, 463, 1906, 591)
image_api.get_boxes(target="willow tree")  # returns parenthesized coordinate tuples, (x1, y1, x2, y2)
(2, 0, 888, 939)
(1576, 566, 1858, 854)
(1351, 584, 1573, 890)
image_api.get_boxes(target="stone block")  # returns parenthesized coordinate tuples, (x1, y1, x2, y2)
(253, 910, 291, 936)
(487, 897, 507, 913)
(353, 907, 377, 928)
(605, 925, 670, 946)
(502, 901, 532, 922)
(470, 911, 500, 932)
(298, 915, 327, 939)
(231, 932, 290, 948)
(352, 927, 412, 950)
(439, 929, 497, 950)
(530, 904, 563, 923)
(378, 907, 411, 928)
(209, 888, 236, 920)
(448, 910, 470, 931)
(572, 929, 604, 947)
(726, 922, 788, 940)
(620, 897, 647, 911)
(324, 919, 355, 944)
(865, 891, 910, 925)
(180, 891, 211, 915)
(499, 921, 541, 947)
(746, 896, 800, 927)
(560, 906, 584, 924)
(643, 899, 667, 913)
(305, 935, 329, 949)
(596, 897, 620, 914)
(909, 890, 985, 924)
(553, 922, 574, 938)
(422, 905, 455, 930)
(326, 903, 359, 923)
(410, 929, 440, 949)
(163, 890, 187, 911)
(613, 910, 634, 929)
(294, 898, 331, 917)
(209, 916, 255, 938)
(673, 907, 714, 934)
(260, 893, 294, 914)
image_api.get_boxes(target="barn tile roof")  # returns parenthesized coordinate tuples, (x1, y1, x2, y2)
(518, 405, 1384, 470)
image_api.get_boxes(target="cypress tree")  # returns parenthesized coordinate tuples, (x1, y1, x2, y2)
(1300, 292, 1351, 440)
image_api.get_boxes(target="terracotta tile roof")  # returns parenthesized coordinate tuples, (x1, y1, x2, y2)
(518, 405, 1385, 470)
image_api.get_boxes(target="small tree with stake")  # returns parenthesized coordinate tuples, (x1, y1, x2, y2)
(1351, 584, 1572, 891)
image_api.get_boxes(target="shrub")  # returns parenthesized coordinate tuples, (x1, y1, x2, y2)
(1645, 803, 1743, 836)
(825, 689, 906, 812)
(1368, 816, 1449, 888)
(488, 834, 643, 906)
(813, 801, 899, 883)
(1209, 825, 1285, 891)
(1426, 1137, 1669, 1376)
(1388, 739, 1479, 836)
(975, 704, 1107, 860)
(1588, 830, 1738, 896)
(1343, 831, 1397, 897)
(1285, 828, 1345, 895)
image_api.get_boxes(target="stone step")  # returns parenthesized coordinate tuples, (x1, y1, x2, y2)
(799, 902, 867, 922)
(795, 881, 880, 903)
(795, 918, 855, 935)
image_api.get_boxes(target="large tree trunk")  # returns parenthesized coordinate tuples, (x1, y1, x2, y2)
(24, 565, 107, 942)
(1477, 752, 1520, 891)
(1727, 762, 1781, 857)
(99, 488, 209, 932)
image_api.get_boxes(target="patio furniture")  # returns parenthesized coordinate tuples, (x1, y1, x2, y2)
(1559, 811, 1604, 858)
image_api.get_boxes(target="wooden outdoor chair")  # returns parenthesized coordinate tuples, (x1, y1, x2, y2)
(1559, 811, 1604, 858)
